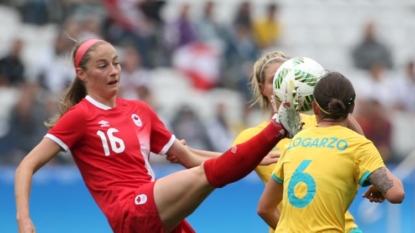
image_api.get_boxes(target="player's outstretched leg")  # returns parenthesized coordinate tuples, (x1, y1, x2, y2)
(153, 120, 287, 232)
(203, 120, 286, 188)
(154, 91, 302, 232)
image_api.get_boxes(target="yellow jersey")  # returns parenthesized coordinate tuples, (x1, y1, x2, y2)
(232, 114, 360, 232)
(272, 125, 385, 233)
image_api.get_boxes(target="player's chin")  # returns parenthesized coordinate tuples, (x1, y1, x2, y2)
(105, 86, 119, 96)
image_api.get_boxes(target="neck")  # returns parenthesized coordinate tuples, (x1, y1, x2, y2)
(317, 118, 347, 127)
(88, 92, 117, 108)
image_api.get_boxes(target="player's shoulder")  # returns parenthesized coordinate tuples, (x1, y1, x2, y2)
(233, 122, 267, 144)
(341, 127, 368, 141)
(118, 98, 148, 108)
(65, 98, 89, 116)
(300, 113, 317, 129)
(116, 98, 152, 114)
(238, 122, 267, 137)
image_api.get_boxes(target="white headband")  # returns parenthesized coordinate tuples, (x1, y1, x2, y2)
(259, 57, 283, 82)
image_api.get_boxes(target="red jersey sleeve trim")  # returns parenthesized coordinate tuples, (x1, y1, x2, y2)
(159, 135, 176, 155)
(45, 133, 69, 152)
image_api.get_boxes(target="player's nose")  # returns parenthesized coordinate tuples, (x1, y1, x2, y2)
(109, 63, 119, 77)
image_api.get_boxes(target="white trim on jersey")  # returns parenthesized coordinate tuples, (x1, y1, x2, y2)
(45, 134, 69, 152)
(159, 135, 176, 155)
(86, 95, 112, 110)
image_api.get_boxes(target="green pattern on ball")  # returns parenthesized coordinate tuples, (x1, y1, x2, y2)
(293, 57, 305, 66)
(294, 70, 317, 87)
(301, 94, 315, 112)
(295, 70, 317, 111)
(274, 68, 291, 101)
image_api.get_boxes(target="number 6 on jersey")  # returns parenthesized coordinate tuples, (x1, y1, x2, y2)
(288, 160, 316, 208)
(97, 128, 126, 156)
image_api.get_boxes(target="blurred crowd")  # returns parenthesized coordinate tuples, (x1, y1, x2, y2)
(0, 0, 414, 165)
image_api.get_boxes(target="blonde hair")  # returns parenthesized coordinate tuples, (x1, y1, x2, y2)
(250, 51, 289, 112)
(44, 40, 106, 129)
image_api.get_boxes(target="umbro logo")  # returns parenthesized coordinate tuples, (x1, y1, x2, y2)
(98, 120, 110, 127)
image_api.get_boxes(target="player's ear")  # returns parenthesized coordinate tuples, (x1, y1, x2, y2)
(76, 67, 87, 82)
(349, 103, 355, 114)
(312, 101, 319, 115)
(258, 83, 265, 95)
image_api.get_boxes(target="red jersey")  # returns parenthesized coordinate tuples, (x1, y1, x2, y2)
(45, 95, 175, 222)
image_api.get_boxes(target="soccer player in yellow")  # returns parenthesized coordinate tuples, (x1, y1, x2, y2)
(257, 71, 405, 233)
(233, 52, 363, 233)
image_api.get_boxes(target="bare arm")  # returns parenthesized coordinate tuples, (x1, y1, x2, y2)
(257, 178, 283, 229)
(346, 114, 364, 135)
(167, 140, 280, 166)
(365, 167, 405, 204)
(15, 138, 61, 232)
(187, 147, 221, 159)
(165, 139, 211, 168)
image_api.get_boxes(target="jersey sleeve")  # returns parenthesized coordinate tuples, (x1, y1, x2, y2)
(145, 104, 175, 155)
(355, 140, 386, 187)
(45, 107, 86, 152)
(271, 151, 286, 184)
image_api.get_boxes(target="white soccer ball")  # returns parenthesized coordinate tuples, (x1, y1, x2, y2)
(273, 57, 325, 112)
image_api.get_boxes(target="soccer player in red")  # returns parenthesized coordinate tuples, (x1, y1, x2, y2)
(14, 39, 296, 233)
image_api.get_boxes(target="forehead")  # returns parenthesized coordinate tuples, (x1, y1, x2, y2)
(88, 43, 117, 60)
(264, 62, 283, 80)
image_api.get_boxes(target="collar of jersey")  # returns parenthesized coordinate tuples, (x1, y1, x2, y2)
(85, 95, 112, 110)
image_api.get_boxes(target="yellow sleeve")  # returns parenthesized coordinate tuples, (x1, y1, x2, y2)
(355, 140, 385, 187)
(271, 150, 286, 184)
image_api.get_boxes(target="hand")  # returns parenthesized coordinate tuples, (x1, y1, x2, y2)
(166, 139, 187, 163)
(362, 185, 385, 203)
(259, 151, 281, 165)
(17, 217, 36, 233)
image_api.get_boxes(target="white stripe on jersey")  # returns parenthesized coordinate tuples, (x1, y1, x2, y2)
(45, 133, 69, 152)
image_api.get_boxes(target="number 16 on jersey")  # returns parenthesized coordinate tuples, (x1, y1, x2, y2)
(97, 128, 126, 156)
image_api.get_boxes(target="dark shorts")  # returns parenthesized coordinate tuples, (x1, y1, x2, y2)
(112, 182, 195, 233)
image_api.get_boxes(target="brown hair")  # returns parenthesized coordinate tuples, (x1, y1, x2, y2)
(44, 40, 106, 129)
(313, 71, 355, 120)
(250, 51, 289, 112)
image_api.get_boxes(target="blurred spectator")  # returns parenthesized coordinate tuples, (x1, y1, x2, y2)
(355, 99, 393, 162)
(355, 63, 393, 109)
(78, 14, 104, 41)
(18, 0, 49, 25)
(205, 102, 234, 152)
(195, 1, 224, 47)
(139, 0, 165, 26)
(172, 42, 221, 91)
(170, 105, 214, 151)
(103, 0, 155, 68)
(253, 3, 282, 49)
(233, 1, 252, 29)
(1, 82, 56, 164)
(352, 21, 393, 70)
(223, 24, 259, 99)
(0, 39, 25, 87)
(139, 0, 166, 66)
(164, 4, 197, 51)
(36, 32, 76, 94)
(119, 46, 154, 107)
(392, 61, 415, 114)
(0, 74, 20, 155)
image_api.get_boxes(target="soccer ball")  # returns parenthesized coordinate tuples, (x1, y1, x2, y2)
(273, 57, 325, 112)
